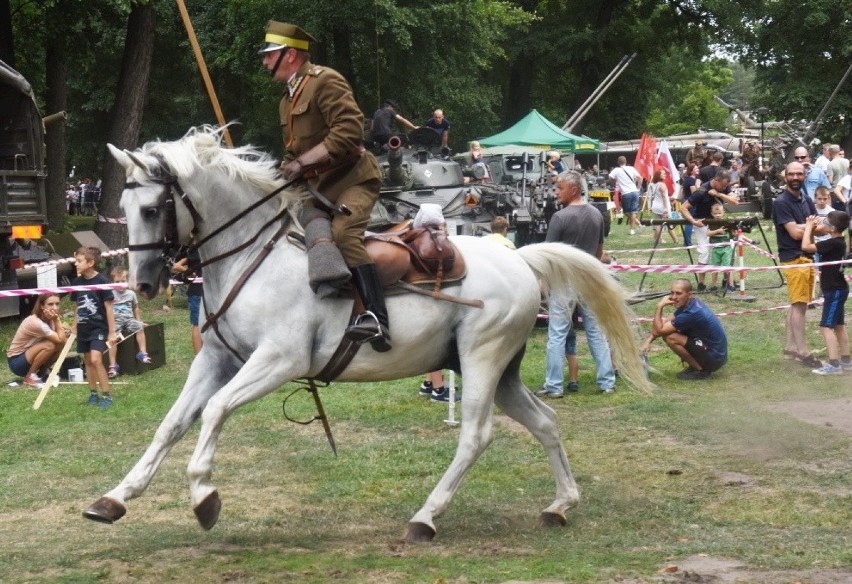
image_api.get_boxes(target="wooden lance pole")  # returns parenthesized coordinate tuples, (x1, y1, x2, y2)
(175, 0, 234, 148)
(33, 333, 76, 410)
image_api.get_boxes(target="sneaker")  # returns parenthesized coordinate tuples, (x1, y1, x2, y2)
(629, 229, 636, 235)
(812, 364, 842, 375)
(598, 387, 615, 394)
(107, 364, 120, 379)
(796, 353, 822, 368)
(87, 392, 99, 406)
(534, 386, 550, 396)
(566, 381, 579, 392)
(726, 285, 738, 292)
(841, 360, 852, 371)
(431, 387, 461, 403)
(697, 283, 707, 292)
(676, 367, 711, 380)
(709, 285, 719, 292)
(98, 395, 113, 409)
(419, 380, 433, 397)
(23, 373, 45, 389)
(136, 352, 152, 364)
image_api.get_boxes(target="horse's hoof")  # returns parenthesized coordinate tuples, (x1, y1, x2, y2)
(539, 511, 567, 528)
(194, 490, 221, 530)
(83, 497, 127, 524)
(404, 521, 436, 543)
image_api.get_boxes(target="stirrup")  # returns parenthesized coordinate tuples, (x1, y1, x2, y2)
(344, 311, 391, 352)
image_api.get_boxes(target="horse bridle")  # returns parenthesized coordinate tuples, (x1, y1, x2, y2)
(125, 156, 291, 266)
(125, 161, 203, 261)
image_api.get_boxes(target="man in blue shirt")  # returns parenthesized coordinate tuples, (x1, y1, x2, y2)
(642, 278, 728, 380)
(794, 146, 831, 201)
(424, 109, 450, 148)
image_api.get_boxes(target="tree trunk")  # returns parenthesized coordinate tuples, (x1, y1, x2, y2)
(44, 42, 68, 232)
(504, 50, 536, 124)
(96, 3, 157, 250)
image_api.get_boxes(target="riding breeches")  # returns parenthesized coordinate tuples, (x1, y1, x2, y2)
(304, 179, 379, 268)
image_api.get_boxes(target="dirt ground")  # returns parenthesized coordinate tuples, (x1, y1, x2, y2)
(503, 398, 852, 584)
(657, 398, 852, 584)
(765, 397, 852, 435)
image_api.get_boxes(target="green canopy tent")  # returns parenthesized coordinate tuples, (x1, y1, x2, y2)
(478, 109, 599, 153)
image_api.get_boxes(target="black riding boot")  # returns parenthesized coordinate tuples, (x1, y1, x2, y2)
(344, 263, 392, 352)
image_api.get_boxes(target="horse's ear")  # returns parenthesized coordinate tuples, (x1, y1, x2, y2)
(124, 150, 150, 173)
(107, 144, 131, 170)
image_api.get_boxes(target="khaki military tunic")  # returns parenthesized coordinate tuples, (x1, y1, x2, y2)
(279, 60, 380, 267)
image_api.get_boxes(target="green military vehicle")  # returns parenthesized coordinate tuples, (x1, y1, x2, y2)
(0, 59, 50, 316)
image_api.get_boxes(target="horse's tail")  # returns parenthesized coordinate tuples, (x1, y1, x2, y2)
(516, 242, 652, 394)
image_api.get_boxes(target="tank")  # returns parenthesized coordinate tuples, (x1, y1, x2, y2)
(370, 128, 523, 236)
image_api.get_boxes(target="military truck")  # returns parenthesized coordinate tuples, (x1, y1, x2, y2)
(0, 59, 50, 316)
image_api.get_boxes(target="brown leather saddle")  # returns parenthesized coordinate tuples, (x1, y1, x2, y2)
(366, 220, 467, 290)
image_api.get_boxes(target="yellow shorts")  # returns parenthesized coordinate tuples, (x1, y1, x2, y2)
(782, 256, 814, 304)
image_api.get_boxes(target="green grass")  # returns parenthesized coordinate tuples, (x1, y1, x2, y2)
(0, 213, 850, 583)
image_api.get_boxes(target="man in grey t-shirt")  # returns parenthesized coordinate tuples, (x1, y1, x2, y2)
(537, 171, 616, 397)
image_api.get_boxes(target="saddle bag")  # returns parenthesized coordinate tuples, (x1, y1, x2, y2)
(400, 226, 456, 274)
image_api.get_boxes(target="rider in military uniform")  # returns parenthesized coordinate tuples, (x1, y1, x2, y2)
(260, 21, 391, 352)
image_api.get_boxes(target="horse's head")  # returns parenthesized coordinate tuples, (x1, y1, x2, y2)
(109, 143, 198, 299)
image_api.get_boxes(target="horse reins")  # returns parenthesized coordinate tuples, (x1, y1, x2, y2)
(126, 158, 297, 362)
(126, 159, 341, 455)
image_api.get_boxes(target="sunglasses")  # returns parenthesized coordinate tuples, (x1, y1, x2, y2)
(794, 156, 809, 160)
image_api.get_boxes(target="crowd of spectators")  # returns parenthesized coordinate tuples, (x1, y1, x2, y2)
(65, 178, 101, 216)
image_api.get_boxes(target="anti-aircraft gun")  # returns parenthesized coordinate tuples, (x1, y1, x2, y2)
(370, 128, 523, 234)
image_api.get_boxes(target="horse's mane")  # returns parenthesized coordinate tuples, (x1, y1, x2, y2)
(137, 126, 304, 208)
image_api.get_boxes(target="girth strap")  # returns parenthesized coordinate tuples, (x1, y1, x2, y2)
(311, 304, 363, 383)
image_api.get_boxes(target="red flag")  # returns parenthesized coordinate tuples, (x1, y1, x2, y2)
(634, 133, 657, 180)
(655, 140, 680, 199)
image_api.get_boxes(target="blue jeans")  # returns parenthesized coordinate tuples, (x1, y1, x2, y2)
(544, 298, 616, 392)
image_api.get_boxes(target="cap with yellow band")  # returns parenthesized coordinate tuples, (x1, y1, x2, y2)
(259, 21, 317, 53)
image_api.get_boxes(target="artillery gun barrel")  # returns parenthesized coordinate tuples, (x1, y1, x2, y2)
(386, 135, 408, 186)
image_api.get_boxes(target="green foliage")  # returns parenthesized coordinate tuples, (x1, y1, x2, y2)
(645, 57, 732, 136)
(725, 0, 852, 144)
(7, 0, 851, 182)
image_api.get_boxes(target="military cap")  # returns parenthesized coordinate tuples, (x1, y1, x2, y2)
(259, 21, 317, 53)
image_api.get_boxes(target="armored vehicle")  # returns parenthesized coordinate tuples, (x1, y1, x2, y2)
(371, 128, 522, 235)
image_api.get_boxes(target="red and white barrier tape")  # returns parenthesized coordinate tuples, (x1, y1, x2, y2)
(610, 258, 852, 274)
(24, 248, 129, 270)
(608, 240, 735, 255)
(97, 214, 127, 224)
(635, 298, 824, 322)
(168, 278, 203, 286)
(0, 282, 127, 298)
(742, 239, 778, 260)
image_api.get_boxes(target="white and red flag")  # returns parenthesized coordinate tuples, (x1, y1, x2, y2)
(655, 140, 680, 200)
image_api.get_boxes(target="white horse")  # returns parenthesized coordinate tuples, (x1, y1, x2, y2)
(84, 127, 649, 542)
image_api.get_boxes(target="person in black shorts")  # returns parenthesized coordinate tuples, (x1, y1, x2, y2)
(642, 278, 728, 380)
(71, 246, 116, 408)
(802, 211, 851, 374)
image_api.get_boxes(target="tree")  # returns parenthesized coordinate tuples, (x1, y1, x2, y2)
(717, 0, 852, 148)
(96, 1, 157, 249)
(645, 57, 733, 136)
